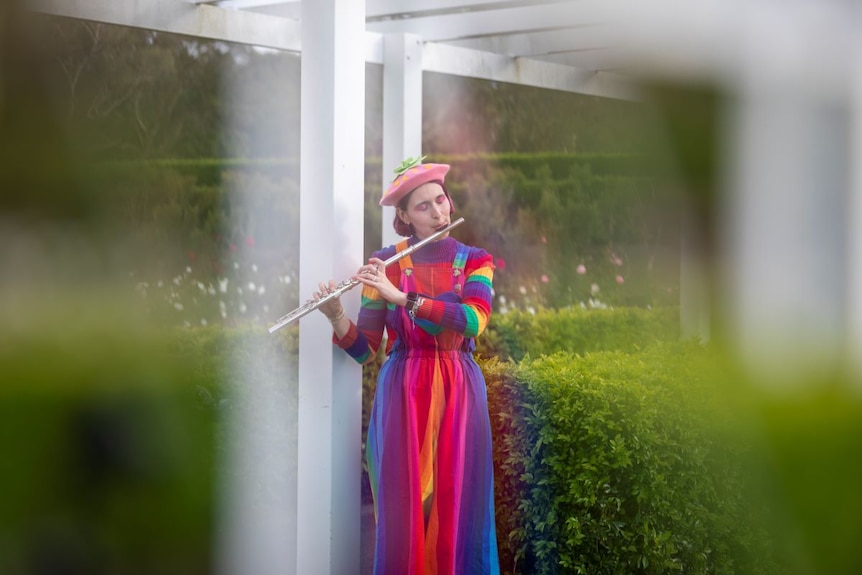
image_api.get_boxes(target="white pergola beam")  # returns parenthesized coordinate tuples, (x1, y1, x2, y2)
(847, 41, 862, 382)
(28, 0, 302, 51)
(522, 48, 633, 73)
(446, 25, 622, 59)
(366, 0, 555, 19)
(366, 0, 621, 43)
(423, 42, 639, 100)
(217, 0, 297, 9)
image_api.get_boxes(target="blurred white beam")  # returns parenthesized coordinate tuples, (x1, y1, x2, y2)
(848, 40, 862, 383)
(446, 25, 621, 58)
(622, 0, 853, 98)
(423, 42, 639, 100)
(366, 0, 620, 42)
(28, 0, 301, 51)
(218, 0, 297, 8)
(721, 72, 848, 385)
(367, 0, 560, 19)
(237, 1, 301, 20)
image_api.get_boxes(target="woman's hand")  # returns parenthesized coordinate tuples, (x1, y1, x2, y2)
(312, 280, 345, 322)
(353, 258, 406, 306)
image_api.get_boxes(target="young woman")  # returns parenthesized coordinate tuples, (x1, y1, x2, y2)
(314, 158, 500, 575)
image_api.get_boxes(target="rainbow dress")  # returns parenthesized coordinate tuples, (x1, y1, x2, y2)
(334, 236, 500, 575)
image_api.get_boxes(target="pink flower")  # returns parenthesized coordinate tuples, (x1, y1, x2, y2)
(541, 236, 547, 244)
(576, 264, 586, 275)
(616, 275, 624, 284)
(229, 243, 236, 253)
(541, 274, 550, 283)
(245, 236, 256, 247)
(496, 257, 506, 271)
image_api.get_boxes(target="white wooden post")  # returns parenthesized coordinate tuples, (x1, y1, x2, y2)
(721, 65, 847, 384)
(848, 40, 862, 384)
(297, 1, 365, 574)
(382, 33, 423, 248)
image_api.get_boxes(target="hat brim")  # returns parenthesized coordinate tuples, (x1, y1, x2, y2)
(379, 163, 450, 207)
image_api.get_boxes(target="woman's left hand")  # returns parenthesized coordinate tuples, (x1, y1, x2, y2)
(353, 257, 402, 304)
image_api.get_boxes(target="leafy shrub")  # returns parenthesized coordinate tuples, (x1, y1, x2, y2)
(479, 306, 679, 361)
(484, 342, 778, 575)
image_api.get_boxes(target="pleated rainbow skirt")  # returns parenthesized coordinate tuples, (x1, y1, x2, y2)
(366, 348, 500, 575)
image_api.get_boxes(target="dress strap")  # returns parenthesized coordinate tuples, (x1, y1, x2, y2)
(396, 239, 413, 275)
(451, 243, 469, 294)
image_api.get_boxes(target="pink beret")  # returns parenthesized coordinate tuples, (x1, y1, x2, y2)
(379, 162, 450, 207)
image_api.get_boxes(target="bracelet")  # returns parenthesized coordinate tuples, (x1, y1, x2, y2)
(405, 291, 418, 311)
(409, 296, 424, 319)
(329, 309, 345, 325)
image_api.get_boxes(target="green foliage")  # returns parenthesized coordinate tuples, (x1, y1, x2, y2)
(485, 343, 778, 575)
(479, 306, 679, 362)
(72, 152, 677, 328)
(747, 387, 862, 575)
(0, 323, 218, 574)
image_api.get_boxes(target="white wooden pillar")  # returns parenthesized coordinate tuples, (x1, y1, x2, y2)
(848, 40, 862, 384)
(721, 67, 847, 385)
(381, 33, 423, 248)
(297, 1, 364, 574)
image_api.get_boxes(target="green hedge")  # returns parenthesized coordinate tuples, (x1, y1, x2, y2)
(483, 343, 778, 575)
(479, 306, 680, 362)
(78, 153, 679, 325)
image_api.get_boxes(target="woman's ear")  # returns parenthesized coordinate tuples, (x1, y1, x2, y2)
(396, 207, 409, 226)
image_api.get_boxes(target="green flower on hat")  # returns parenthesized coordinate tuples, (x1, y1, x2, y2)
(392, 156, 427, 180)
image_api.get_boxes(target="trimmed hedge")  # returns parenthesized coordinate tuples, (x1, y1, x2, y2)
(479, 306, 680, 362)
(483, 343, 778, 575)
(88, 152, 678, 318)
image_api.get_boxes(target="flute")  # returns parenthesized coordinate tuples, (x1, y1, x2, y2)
(268, 217, 465, 333)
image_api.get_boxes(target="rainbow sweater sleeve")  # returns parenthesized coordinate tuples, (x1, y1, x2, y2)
(413, 248, 495, 338)
(332, 247, 398, 365)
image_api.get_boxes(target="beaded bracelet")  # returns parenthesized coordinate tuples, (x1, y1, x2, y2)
(329, 309, 345, 325)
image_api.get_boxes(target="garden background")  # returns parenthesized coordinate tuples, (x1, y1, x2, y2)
(2, 13, 861, 575)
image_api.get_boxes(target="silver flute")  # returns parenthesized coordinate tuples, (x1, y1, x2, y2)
(268, 217, 465, 333)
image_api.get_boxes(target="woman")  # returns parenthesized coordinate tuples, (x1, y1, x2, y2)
(314, 157, 500, 575)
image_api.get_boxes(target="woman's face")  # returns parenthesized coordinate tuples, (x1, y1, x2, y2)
(398, 182, 451, 240)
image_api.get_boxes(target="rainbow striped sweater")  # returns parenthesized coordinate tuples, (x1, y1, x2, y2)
(333, 236, 495, 361)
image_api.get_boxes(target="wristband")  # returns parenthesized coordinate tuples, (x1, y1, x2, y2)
(405, 291, 418, 310)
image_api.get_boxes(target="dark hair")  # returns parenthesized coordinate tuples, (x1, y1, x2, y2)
(392, 181, 456, 237)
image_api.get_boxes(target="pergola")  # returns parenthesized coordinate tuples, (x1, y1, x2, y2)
(25, 1, 862, 573)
